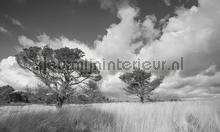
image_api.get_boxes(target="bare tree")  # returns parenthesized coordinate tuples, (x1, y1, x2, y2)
(16, 46, 102, 107)
(119, 68, 163, 103)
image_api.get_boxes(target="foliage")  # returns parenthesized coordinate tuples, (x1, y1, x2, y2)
(0, 85, 14, 104)
(16, 46, 102, 107)
(119, 68, 163, 103)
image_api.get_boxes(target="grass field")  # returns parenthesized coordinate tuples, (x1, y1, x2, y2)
(0, 101, 219, 132)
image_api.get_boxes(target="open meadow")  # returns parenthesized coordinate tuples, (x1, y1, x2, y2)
(0, 100, 220, 132)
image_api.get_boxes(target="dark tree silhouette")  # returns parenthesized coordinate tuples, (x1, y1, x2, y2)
(119, 68, 163, 103)
(0, 85, 14, 104)
(16, 46, 102, 107)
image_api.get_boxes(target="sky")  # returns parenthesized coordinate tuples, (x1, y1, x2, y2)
(1, 0, 220, 100)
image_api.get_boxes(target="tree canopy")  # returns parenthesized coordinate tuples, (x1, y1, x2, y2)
(16, 46, 102, 107)
(119, 68, 163, 103)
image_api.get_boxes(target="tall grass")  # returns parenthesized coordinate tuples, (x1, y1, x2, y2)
(0, 101, 219, 132)
(0, 105, 116, 132)
(96, 101, 220, 132)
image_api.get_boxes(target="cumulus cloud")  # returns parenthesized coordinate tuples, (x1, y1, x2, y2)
(138, 0, 220, 98)
(95, 6, 159, 65)
(18, 33, 97, 59)
(100, 72, 133, 100)
(139, 1, 220, 77)
(156, 66, 220, 98)
(0, 56, 40, 89)
(95, 6, 140, 62)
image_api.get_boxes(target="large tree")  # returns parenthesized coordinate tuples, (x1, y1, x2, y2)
(119, 68, 163, 103)
(16, 46, 102, 107)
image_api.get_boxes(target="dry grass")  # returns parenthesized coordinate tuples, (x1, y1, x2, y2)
(0, 101, 219, 132)
(0, 104, 116, 132)
(96, 101, 220, 132)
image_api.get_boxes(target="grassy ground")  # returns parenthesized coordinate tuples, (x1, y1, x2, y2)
(0, 101, 219, 132)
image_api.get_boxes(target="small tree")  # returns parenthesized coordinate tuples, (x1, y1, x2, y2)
(16, 46, 102, 108)
(119, 68, 163, 103)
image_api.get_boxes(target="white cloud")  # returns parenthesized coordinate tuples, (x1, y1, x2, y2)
(11, 18, 23, 28)
(0, 56, 40, 89)
(163, 0, 171, 6)
(18, 36, 37, 47)
(0, 26, 9, 34)
(156, 66, 220, 98)
(0, 79, 6, 86)
(139, 1, 220, 77)
(95, 6, 140, 61)
(101, 72, 124, 92)
(3, 15, 24, 28)
(100, 72, 132, 100)
(18, 33, 97, 59)
(94, 6, 159, 64)
(138, 0, 220, 97)
(98, 0, 132, 13)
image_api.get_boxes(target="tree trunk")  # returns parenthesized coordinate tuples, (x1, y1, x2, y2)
(140, 96, 144, 103)
(56, 96, 65, 108)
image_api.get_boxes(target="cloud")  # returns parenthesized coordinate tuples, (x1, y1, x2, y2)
(95, 6, 159, 64)
(18, 33, 98, 60)
(0, 26, 9, 34)
(0, 56, 40, 89)
(101, 72, 124, 92)
(100, 72, 133, 100)
(137, 0, 220, 98)
(0, 79, 6, 86)
(11, 18, 23, 28)
(1, 14, 24, 28)
(70, 0, 87, 4)
(95, 6, 140, 62)
(18, 36, 37, 47)
(97, 0, 135, 13)
(163, 0, 171, 6)
(156, 66, 220, 98)
(139, 1, 220, 76)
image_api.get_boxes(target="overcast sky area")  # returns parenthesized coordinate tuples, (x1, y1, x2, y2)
(1, 0, 220, 100)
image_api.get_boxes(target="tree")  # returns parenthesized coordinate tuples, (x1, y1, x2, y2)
(119, 68, 163, 103)
(8, 91, 29, 103)
(16, 46, 102, 108)
(0, 85, 14, 104)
